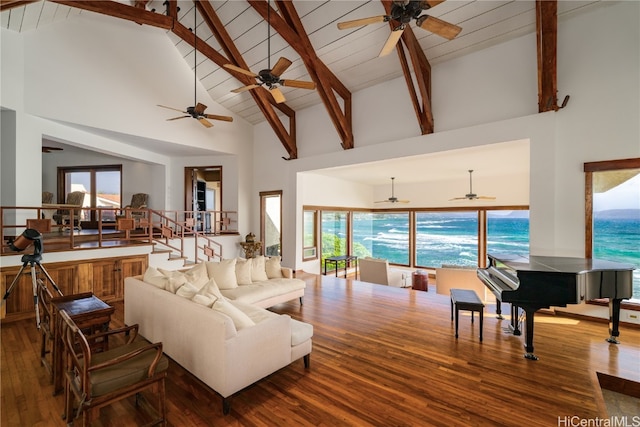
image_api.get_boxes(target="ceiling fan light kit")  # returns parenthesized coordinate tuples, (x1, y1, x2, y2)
(337, 0, 462, 57)
(159, 7, 233, 128)
(223, 0, 316, 104)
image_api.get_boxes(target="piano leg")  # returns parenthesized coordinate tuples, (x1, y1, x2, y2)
(523, 307, 538, 360)
(510, 304, 522, 336)
(495, 300, 504, 320)
(606, 298, 623, 344)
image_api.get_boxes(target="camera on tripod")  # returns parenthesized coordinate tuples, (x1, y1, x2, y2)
(4, 228, 62, 328)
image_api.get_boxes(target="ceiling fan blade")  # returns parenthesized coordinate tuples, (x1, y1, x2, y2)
(204, 114, 234, 122)
(421, 0, 446, 9)
(270, 57, 293, 77)
(448, 197, 467, 201)
(379, 28, 404, 57)
(166, 115, 190, 121)
(397, 200, 411, 203)
(231, 84, 261, 94)
(477, 196, 497, 200)
(281, 79, 316, 90)
(374, 200, 389, 204)
(157, 104, 187, 113)
(269, 87, 286, 104)
(198, 118, 214, 128)
(194, 103, 207, 115)
(416, 15, 462, 40)
(337, 15, 387, 30)
(223, 63, 258, 78)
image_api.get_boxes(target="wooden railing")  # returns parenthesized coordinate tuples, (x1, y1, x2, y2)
(0, 206, 238, 263)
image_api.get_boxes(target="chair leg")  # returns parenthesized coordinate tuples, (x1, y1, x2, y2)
(159, 379, 167, 426)
(303, 354, 310, 369)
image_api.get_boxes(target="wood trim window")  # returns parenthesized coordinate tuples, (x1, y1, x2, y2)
(260, 190, 282, 257)
(303, 210, 318, 261)
(584, 157, 640, 307)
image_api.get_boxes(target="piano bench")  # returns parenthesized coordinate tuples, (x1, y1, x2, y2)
(450, 289, 485, 342)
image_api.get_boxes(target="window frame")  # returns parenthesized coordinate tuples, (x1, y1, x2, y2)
(584, 157, 640, 310)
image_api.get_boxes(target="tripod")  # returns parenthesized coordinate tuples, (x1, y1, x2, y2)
(3, 231, 63, 329)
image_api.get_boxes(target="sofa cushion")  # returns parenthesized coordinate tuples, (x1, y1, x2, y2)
(290, 319, 313, 346)
(229, 300, 279, 324)
(220, 278, 306, 305)
(159, 263, 209, 289)
(251, 256, 269, 282)
(192, 293, 218, 307)
(211, 299, 255, 330)
(235, 258, 253, 285)
(142, 267, 187, 293)
(265, 256, 284, 279)
(176, 282, 201, 299)
(206, 259, 238, 290)
(197, 278, 225, 300)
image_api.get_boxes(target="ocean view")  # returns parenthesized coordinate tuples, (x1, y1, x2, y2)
(324, 211, 640, 300)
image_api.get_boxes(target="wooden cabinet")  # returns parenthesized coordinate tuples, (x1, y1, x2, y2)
(1, 254, 147, 321)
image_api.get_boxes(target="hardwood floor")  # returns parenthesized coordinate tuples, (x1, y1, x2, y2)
(2, 272, 639, 426)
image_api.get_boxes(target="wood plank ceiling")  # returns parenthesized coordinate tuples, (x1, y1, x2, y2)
(2, 0, 602, 158)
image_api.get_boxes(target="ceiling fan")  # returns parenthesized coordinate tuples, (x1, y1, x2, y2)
(375, 177, 410, 204)
(449, 170, 496, 201)
(337, 0, 462, 57)
(223, 0, 316, 104)
(42, 146, 63, 153)
(158, 9, 233, 128)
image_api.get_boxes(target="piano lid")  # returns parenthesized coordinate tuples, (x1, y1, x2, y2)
(488, 254, 636, 274)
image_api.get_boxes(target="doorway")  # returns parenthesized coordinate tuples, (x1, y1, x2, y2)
(184, 166, 222, 232)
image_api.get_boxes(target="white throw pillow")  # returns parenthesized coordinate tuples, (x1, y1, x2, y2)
(206, 259, 238, 289)
(251, 255, 269, 282)
(176, 282, 200, 299)
(211, 299, 255, 330)
(143, 267, 167, 289)
(159, 271, 188, 293)
(159, 263, 209, 289)
(235, 258, 253, 285)
(192, 293, 217, 307)
(265, 256, 284, 279)
(197, 278, 225, 300)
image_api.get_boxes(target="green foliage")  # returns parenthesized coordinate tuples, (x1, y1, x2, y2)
(321, 232, 371, 271)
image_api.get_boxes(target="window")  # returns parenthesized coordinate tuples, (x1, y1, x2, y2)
(415, 211, 478, 268)
(321, 211, 348, 272)
(487, 210, 530, 259)
(303, 210, 318, 260)
(58, 165, 122, 225)
(585, 158, 640, 303)
(260, 191, 282, 257)
(352, 211, 410, 265)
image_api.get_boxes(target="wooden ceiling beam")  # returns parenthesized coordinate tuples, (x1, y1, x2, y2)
(536, 0, 568, 112)
(50, 0, 173, 29)
(250, 0, 353, 150)
(382, 0, 433, 134)
(0, 0, 39, 12)
(195, 0, 297, 159)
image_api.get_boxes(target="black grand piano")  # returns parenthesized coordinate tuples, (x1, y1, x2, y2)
(477, 254, 634, 360)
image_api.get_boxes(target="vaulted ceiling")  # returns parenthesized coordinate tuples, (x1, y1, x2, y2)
(2, 0, 604, 159)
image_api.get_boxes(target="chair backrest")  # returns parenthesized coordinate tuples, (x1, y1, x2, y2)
(64, 191, 85, 215)
(358, 257, 391, 286)
(129, 193, 148, 209)
(42, 191, 54, 204)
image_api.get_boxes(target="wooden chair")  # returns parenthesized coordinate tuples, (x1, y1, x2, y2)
(53, 191, 85, 231)
(59, 310, 168, 426)
(38, 280, 56, 378)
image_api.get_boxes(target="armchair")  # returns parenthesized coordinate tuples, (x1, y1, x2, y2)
(52, 191, 85, 231)
(124, 193, 148, 216)
(359, 257, 409, 287)
(59, 309, 168, 426)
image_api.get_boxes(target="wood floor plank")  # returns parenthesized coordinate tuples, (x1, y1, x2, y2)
(2, 272, 639, 426)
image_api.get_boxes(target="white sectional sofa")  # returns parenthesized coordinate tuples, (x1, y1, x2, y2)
(124, 256, 312, 414)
